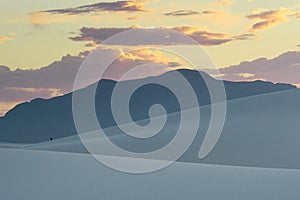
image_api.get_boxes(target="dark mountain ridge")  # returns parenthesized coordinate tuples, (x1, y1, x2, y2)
(0, 69, 296, 143)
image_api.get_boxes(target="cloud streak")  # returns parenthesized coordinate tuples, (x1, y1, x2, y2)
(247, 8, 290, 31)
(164, 9, 219, 17)
(42, 1, 150, 15)
(69, 26, 255, 46)
(0, 36, 14, 44)
(292, 12, 300, 19)
(127, 16, 140, 20)
(29, 1, 151, 25)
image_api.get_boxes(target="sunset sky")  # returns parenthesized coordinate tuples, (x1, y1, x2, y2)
(1, 0, 300, 115)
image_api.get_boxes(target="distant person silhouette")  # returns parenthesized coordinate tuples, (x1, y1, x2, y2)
(50, 137, 53, 141)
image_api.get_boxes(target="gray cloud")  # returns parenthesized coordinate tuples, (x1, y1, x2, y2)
(1, 50, 300, 116)
(210, 51, 300, 87)
(0, 54, 83, 116)
(70, 27, 132, 43)
(0, 47, 183, 115)
(69, 26, 255, 46)
(164, 9, 219, 17)
(42, 1, 150, 15)
(233, 33, 257, 40)
(0, 54, 83, 103)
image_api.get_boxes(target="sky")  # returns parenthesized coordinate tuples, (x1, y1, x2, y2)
(1, 0, 300, 115)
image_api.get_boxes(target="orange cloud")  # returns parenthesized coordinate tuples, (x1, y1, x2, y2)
(0, 87, 63, 116)
(237, 73, 255, 78)
(0, 101, 21, 116)
(118, 48, 180, 66)
(173, 26, 234, 45)
(5, 87, 64, 97)
(101, 47, 183, 80)
(247, 8, 290, 31)
(0, 36, 14, 44)
(294, 83, 300, 88)
(69, 26, 255, 46)
(85, 41, 99, 47)
(247, 8, 290, 20)
(28, 11, 74, 25)
(292, 12, 300, 19)
(8, 32, 16, 36)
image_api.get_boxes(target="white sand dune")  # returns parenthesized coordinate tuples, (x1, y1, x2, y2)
(1, 88, 300, 169)
(1, 147, 300, 200)
(1, 89, 300, 199)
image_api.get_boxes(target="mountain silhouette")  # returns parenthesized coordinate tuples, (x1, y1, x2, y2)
(0, 69, 296, 143)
